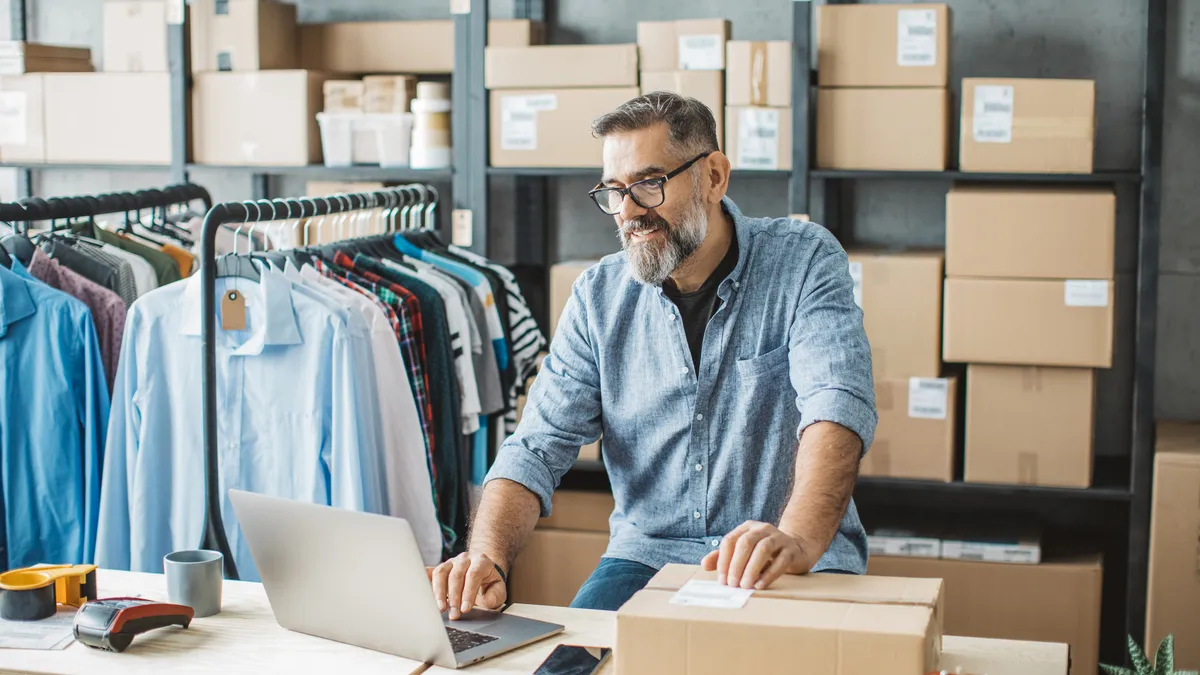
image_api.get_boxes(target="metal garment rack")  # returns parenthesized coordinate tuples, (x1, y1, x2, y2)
(0, 183, 212, 224)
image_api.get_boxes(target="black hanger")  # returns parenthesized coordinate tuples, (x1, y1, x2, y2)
(214, 202, 261, 282)
(1, 204, 38, 266)
(0, 237, 12, 268)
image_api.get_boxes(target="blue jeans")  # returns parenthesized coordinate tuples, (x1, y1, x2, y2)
(569, 557, 658, 611)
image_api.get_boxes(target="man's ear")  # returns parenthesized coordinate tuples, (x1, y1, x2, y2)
(705, 151, 732, 205)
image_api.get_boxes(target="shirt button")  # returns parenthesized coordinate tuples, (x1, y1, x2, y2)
(695, 463, 704, 472)
(695, 413, 704, 421)
(693, 510, 702, 520)
(712, 539, 721, 547)
(667, 313, 676, 321)
(733, 281, 740, 289)
(680, 366, 689, 375)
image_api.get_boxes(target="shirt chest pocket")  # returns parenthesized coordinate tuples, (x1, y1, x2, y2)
(735, 344, 790, 386)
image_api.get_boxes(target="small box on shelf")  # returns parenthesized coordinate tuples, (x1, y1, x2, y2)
(817, 4, 950, 88)
(846, 250, 944, 380)
(194, 70, 329, 166)
(489, 88, 638, 168)
(103, 1, 169, 72)
(0, 74, 46, 163)
(190, 0, 298, 73)
(817, 87, 948, 171)
(863, 376, 957, 482)
(637, 19, 731, 73)
(44, 73, 170, 164)
(959, 78, 1095, 174)
(486, 45, 638, 89)
(726, 106, 792, 171)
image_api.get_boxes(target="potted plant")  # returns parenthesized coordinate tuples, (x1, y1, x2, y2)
(1102, 635, 1197, 675)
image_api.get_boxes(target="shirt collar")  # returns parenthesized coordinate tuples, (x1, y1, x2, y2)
(0, 260, 36, 338)
(181, 266, 302, 354)
(718, 197, 750, 294)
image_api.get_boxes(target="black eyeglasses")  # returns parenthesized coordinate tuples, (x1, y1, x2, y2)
(588, 151, 713, 216)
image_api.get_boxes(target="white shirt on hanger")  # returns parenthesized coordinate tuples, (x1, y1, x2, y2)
(100, 244, 158, 297)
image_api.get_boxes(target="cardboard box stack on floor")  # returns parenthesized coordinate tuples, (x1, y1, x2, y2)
(487, 41, 639, 167)
(943, 187, 1115, 488)
(816, 4, 950, 170)
(725, 38, 793, 170)
(635, 20, 730, 153)
(1146, 422, 1200, 670)
(848, 251, 956, 482)
(508, 490, 615, 607)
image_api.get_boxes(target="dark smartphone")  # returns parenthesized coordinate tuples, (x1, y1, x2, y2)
(532, 645, 613, 675)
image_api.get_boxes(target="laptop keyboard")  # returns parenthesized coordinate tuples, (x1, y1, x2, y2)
(446, 626, 499, 654)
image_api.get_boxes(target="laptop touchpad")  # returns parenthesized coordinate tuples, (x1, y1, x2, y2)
(443, 609, 504, 631)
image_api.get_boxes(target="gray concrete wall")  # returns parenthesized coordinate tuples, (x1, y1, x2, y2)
(8, 0, 1199, 430)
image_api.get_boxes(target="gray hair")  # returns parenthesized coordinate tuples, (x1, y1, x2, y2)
(591, 91, 719, 161)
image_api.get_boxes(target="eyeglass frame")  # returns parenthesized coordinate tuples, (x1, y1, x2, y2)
(587, 151, 715, 215)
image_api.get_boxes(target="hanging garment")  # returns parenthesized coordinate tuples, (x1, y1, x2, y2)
(159, 243, 196, 277)
(95, 244, 158, 298)
(97, 270, 382, 581)
(41, 239, 131, 305)
(26, 249, 127, 392)
(0, 260, 108, 568)
(75, 222, 181, 286)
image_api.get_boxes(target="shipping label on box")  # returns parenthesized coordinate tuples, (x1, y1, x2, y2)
(490, 88, 638, 168)
(868, 533, 942, 559)
(0, 90, 28, 146)
(726, 106, 791, 170)
(896, 8, 939, 67)
(498, 93, 557, 151)
(940, 538, 1042, 565)
(678, 33, 724, 70)
(637, 19, 731, 72)
(971, 84, 1014, 143)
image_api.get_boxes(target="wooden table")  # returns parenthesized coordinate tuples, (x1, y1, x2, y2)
(0, 570, 613, 675)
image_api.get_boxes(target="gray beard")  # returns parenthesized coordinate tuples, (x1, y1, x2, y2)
(619, 197, 708, 287)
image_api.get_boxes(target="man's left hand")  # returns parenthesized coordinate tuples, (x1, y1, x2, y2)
(700, 521, 815, 590)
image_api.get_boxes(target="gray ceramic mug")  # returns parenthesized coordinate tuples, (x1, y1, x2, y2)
(164, 550, 223, 618)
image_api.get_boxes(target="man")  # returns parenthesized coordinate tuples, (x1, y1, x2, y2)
(431, 92, 875, 616)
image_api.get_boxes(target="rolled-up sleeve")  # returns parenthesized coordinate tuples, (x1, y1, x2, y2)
(485, 276, 603, 516)
(788, 238, 877, 452)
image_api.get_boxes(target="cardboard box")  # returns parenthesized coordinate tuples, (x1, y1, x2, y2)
(550, 260, 596, 337)
(960, 78, 1095, 174)
(486, 45, 638, 89)
(946, 187, 1116, 280)
(323, 80, 363, 113)
(726, 106, 793, 170)
(942, 277, 1113, 368)
(817, 87, 948, 171)
(637, 19, 731, 72)
(300, 21, 453, 75)
(0, 41, 92, 75)
(846, 250, 944, 379)
(867, 530, 942, 559)
(868, 555, 1102, 675)
(940, 534, 1042, 565)
(305, 181, 384, 197)
(362, 75, 417, 114)
(43, 73, 170, 164)
(578, 440, 600, 462)
(863, 376, 957, 482)
(539, 490, 614, 533)
(193, 71, 329, 166)
(103, 1, 168, 72)
(817, 4, 950, 87)
(939, 635, 1070, 675)
(640, 70, 724, 148)
(190, 0, 297, 73)
(0, 74, 46, 163)
(490, 88, 638, 168)
(964, 364, 1094, 488)
(726, 41, 790, 108)
(488, 19, 544, 47)
(508, 529, 608, 607)
(1146, 422, 1200, 670)
(618, 589, 937, 675)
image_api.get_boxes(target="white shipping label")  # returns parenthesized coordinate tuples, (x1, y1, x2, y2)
(972, 85, 1014, 143)
(1064, 280, 1110, 307)
(897, 9, 938, 66)
(0, 92, 28, 147)
(736, 108, 780, 170)
(848, 261, 863, 308)
(508, 94, 558, 112)
(908, 377, 949, 420)
(678, 34, 724, 70)
(499, 95, 554, 152)
(670, 580, 753, 609)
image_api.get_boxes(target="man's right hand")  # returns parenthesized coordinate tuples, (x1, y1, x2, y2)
(428, 552, 508, 620)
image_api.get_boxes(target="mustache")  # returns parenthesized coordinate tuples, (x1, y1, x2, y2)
(621, 214, 671, 236)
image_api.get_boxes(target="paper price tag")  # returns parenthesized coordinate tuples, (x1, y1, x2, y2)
(452, 210, 473, 248)
(973, 85, 1014, 143)
(848, 261, 863, 308)
(1064, 280, 1109, 307)
(908, 377, 949, 419)
(897, 9, 938, 66)
(0, 92, 29, 146)
(221, 290, 247, 332)
(736, 108, 780, 170)
(678, 34, 724, 70)
(670, 580, 753, 609)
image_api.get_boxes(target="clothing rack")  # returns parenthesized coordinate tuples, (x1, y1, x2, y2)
(197, 185, 443, 580)
(0, 183, 212, 230)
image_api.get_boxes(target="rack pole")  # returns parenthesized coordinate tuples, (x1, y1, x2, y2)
(9, 0, 31, 198)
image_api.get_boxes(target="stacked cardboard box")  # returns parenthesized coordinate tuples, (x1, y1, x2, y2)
(959, 78, 1095, 173)
(636, 20, 729, 152)
(508, 490, 614, 606)
(816, 4, 950, 171)
(487, 44, 638, 167)
(725, 39, 792, 169)
(1145, 422, 1200, 669)
(943, 187, 1115, 488)
(848, 251, 955, 482)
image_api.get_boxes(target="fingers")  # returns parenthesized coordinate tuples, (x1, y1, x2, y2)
(725, 528, 769, 588)
(479, 577, 508, 610)
(716, 522, 752, 585)
(431, 561, 453, 613)
(739, 537, 778, 589)
(756, 551, 794, 590)
(446, 556, 470, 620)
(461, 557, 492, 614)
(700, 550, 719, 571)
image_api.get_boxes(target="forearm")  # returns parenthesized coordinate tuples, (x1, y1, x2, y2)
(467, 478, 542, 573)
(778, 421, 862, 557)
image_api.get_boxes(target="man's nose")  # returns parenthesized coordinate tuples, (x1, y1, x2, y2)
(619, 192, 648, 222)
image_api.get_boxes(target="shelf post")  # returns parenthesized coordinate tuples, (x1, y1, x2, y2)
(452, 0, 489, 255)
(788, 0, 812, 218)
(9, 0, 31, 198)
(167, 0, 189, 185)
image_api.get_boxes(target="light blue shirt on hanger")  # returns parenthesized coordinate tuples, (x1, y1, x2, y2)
(96, 269, 381, 581)
(0, 260, 108, 569)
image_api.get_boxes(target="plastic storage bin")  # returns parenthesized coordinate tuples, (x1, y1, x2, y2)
(317, 112, 414, 167)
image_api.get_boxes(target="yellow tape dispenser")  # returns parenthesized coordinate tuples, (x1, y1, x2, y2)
(0, 564, 98, 621)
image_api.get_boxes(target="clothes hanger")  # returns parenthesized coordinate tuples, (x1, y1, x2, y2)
(214, 202, 261, 282)
(2, 204, 37, 266)
(253, 199, 288, 268)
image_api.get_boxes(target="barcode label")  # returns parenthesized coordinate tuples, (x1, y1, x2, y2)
(678, 33, 723, 70)
(973, 85, 1014, 143)
(897, 9, 938, 67)
(500, 98, 538, 151)
(1064, 280, 1110, 307)
(848, 261, 863, 308)
(736, 108, 779, 170)
(671, 580, 752, 609)
(908, 377, 949, 420)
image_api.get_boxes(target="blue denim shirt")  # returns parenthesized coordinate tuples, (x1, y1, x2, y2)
(486, 198, 876, 573)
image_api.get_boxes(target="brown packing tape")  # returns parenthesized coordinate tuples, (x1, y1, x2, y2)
(1017, 452, 1039, 485)
(750, 41, 768, 107)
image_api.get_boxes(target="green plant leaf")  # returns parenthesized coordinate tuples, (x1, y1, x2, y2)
(1129, 635, 1154, 675)
(1100, 665, 1136, 675)
(1155, 634, 1174, 675)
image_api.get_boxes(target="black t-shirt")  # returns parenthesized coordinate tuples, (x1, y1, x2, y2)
(663, 235, 740, 370)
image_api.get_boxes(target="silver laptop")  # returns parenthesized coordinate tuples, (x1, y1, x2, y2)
(229, 490, 564, 668)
